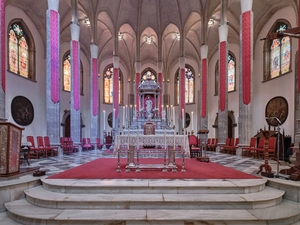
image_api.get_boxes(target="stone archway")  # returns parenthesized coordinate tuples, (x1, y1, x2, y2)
(61, 110, 84, 138)
(213, 110, 237, 138)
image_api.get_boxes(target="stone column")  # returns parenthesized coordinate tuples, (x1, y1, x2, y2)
(0, 0, 5, 119)
(70, 12, 81, 145)
(90, 43, 99, 144)
(46, 0, 60, 144)
(218, 1, 229, 145)
(135, 62, 141, 115)
(179, 57, 185, 134)
(200, 45, 208, 130)
(113, 56, 119, 137)
(157, 62, 163, 118)
(238, 0, 253, 154)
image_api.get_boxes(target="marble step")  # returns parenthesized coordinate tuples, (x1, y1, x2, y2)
(41, 178, 267, 194)
(24, 185, 284, 210)
(5, 198, 300, 225)
(0, 212, 22, 225)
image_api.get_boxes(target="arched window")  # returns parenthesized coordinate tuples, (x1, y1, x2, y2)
(8, 20, 35, 80)
(103, 65, 123, 105)
(264, 20, 291, 81)
(175, 65, 195, 105)
(215, 52, 236, 95)
(62, 52, 84, 95)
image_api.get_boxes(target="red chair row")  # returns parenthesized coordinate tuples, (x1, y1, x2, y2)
(220, 138, 239, 155)
(242, 137, 276, 159)
(26, 136, 58, 159)
(60, 137, 78, 154)
(206, 138, 218, 151)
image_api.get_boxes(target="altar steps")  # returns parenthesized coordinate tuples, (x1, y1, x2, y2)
(5, 178, 300, 225)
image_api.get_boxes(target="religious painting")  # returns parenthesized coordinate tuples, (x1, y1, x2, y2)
(11, 96, 34, 126)
(265, 96, 288, 127)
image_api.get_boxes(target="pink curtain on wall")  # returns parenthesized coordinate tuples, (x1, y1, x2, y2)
(1, 0, 5, 92)
(219, 41, 226, 112)
(92, 58, 98, 116)
(201, 58, 207, 118)
(50, 10, 59, 103)
(135, 72, 140, 113)
(158, 72, 162, 117)
(113, 68, 119, 120)
(72, 40, 80, 111)
(180, 68, 185, 118)
(242, 11, 251, 104)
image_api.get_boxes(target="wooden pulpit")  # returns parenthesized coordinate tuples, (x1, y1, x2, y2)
(0, 122, 24, 176)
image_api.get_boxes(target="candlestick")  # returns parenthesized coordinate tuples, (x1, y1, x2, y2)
(182, 109, 184, 128)
(164, 127, 166, 149)
(103, 110, 106, 130)
(123, 106, 125, 126)
(191, 111, 194, 131)
(113, 108, 115, 128)
(172, 106, 175, 126)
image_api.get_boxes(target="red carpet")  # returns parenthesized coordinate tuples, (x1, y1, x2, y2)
(47, 158, 260, 179)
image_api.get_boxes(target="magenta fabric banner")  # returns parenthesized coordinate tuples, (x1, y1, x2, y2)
(158, 72, 162, 117)
(113, 68, 119, 120)
(135, 73, 140, 113)
(1, 0, 5, 92)
(298, 0, 300, 92)
(242, 11, 251, 105)
(72, 40, 80, 111)
(92, 58, 98, 116)
(219, 41, 226, 112)
(201, 59, 207, 118)
(180, 68, 185, 118)
(50, 10, 59, 103)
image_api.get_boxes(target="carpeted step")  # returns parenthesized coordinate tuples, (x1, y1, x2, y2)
(5, 198, 300, 225)
(24, 185, 284, 210)
(41, 178, 267, 194)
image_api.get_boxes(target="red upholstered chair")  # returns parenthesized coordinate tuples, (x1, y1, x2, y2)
(26, 136, 45, 159)
(228, 138, 239, 155)
(242, 137, 257, 157)
(220, 138, 232, 153)
(44, 136, 58, 156)
(81, 138, 93, 151)
(37, 136, 57, 157)
(252, 137, 265, 158)
(188, 135, 201, 158)
(96, 138, 104, 149)
(257, 137, 276, 159)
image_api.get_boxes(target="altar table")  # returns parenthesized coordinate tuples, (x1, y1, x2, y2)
(114, 134, 189, 172)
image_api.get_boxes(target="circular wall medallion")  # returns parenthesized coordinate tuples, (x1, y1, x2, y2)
(185, 112, 191, 128)
(11, 96, 34, 126)
(265, 96, 288, 127)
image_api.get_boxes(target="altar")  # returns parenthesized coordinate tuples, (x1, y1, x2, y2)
(114, 134, 189, 172)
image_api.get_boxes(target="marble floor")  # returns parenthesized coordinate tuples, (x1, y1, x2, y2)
(18, 148, 293, 179)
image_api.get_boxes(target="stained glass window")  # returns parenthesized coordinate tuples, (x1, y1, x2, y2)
(175, 65, 195, 104)
(63, 52, 84, 95)
(8, 23, 29, 78)
(103, 65, 123, 104)
(215, 52, 236, 95)
(266, 21, 291, 80)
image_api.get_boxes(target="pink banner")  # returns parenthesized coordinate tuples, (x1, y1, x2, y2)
(72, 40, 80, 111)
(113, 68, 119, 120)
(1, 0, 5, 92)
(50, 10, 59, 103)
(92, 58, 98, 116)
(201, 59, 207, 118)
(219, 41, 226, 112)
(135, 73, 140, 113)
(180, 68, 185, 118)
(242, 11, 251, 105)
(158, 72, 162, 117)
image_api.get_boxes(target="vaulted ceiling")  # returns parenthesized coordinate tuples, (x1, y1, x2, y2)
(6, 0, 298, 77)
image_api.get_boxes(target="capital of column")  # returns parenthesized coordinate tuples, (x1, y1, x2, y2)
(179, 57, 185, 69)
(241, 0, 253, 13)
(200, 45, 208, 59)
(70, 23, 80, 41)
(219, 24, 228, 43)
(113, 56, 119, 68)
(90, 43, 98, 59)
(135, 62, 141, 73)
(48, 0, 59, 11)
